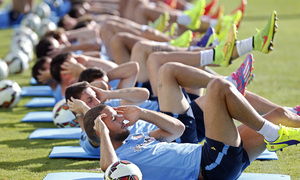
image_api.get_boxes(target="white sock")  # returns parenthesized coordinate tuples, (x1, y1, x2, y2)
(200, 49, 214, 66)
(141, 25, 150, 32)
(151, 41, 169, 46)
(236, 37, 253, 57)
(177, 13, 191, 26)
(209, 18, 218, 28)
(257, 120, 280, 142)
(184, 2, 194, 10)
(224, 76, 237, 88)
(285, 107, 297, 114)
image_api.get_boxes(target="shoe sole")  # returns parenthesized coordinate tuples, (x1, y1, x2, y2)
(222, 25, 237, 66)
(262, 11, 278, 53)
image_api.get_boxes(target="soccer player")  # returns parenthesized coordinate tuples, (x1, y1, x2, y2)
(86, 73, 300, 179)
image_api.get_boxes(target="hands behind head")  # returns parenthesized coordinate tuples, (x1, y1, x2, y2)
(61, 60, 86, 78)
(113, 105, 141, 127)
(90, 86, 107, 103)
(37, 69, 52, 84)
(47, 45, 66, 58)
(93, 113, 110, 135)
(67, 97, 90, 115)
(72, 54, 89, 65)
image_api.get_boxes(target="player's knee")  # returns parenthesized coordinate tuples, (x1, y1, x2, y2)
(207, 78, 231, 94)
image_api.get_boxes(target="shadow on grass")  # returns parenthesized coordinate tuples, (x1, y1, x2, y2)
(0, 138, 78, 149)
(0, 157, 98, 172)
(0, 119, 55, 129)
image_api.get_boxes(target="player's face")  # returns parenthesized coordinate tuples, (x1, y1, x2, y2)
(101, 106, 130, 142)
(79, 87, 100, 108)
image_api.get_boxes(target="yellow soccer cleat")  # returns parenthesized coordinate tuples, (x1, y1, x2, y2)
(265, 124, 300, 152)
(183, 0, 206, 30)
(253, 10, 278, 53)
(165, 22, 178, 36)
(169, 30, 193, 47)
(149, 12, 170, 32)
(213, 24, 237, 67)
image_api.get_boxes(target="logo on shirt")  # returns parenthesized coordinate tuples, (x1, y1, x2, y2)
(132, 135, 155, 152)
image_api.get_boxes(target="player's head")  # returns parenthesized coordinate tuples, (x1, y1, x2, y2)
(84, 104, 130, 143)
(50, 52, 73, 83)
(65, 81, 100, 108)
(78, 67, 110, 90)
(35, 36, 59, 58)
(32, 56, 52, 84)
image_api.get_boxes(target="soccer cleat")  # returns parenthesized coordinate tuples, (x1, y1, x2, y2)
(265, 124, 300, 152)
(253, 10, 278, 53)
(169, 30, 193, 47)
(183, 0, 206, 30)
(230, 0, 247, 28)
(231, 0, 247, 15)
(165, 22, 178, 36)
(196, 27, 216, 47)
(210, 4, 224, 20)
(204, 0, 218, 15)
(213, 5, 224, 34)
(217, 10, 242, 42)
(293, 105, 300, 116)
(164, 0, 177, 9)
(213, 24, 237, 67)
(230, 54, 254, 95)
(149, 12, 170, 32)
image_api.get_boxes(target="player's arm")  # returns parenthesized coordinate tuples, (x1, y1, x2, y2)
(91, 86, 150, 105)
(115, 106, 185, 142)
(106, 61, 139, 89)
(94, 114, 118, 171)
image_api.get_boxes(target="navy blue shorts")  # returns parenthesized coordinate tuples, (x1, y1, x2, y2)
(161, 107, 198, 144)
(201, 138, 250, 180)
(190, 100, 205, 142)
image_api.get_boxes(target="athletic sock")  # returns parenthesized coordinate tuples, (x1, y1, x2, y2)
(236, 37, 253, 57)
(200, 49, 214, 66)
(177, 13, 191, 26)
(224, 76, 237, 87)
(285, 106, 300, 116)
(257, 120, 280, 142)
(141, 25, 150, 31)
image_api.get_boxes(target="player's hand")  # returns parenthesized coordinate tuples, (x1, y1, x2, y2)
(113, 105, 141, 127)
(93, 113, 109, 135)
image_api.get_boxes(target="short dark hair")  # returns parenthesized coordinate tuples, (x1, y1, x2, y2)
(65, 81, 90, 102)
(83, 104, 107, 143)
(44, 28, 65, 40)
(35, 37, 54, 58)
(78, 67, 106, 83)
(32, 57, 51, 84)
(50, 52, 72, 83)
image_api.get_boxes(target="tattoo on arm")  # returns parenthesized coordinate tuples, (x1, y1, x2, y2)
(152, 45, 176, 52)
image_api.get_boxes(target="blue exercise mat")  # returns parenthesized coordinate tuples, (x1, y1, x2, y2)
(29, 128, 81, 139)
(238, 173, 290, 179)
(21, 111, 53, 122)
(25, 97, 56, 107)
(43, 172, 104, 180)
(257, 149, 278, 160)
(48, 146, 277, 161)
(49, 146, 99, 159)
(30, 77, 38, 85)
(43, 172, 290, 180)
(21, 86, 53, 97)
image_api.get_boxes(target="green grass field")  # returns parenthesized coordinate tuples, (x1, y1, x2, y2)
(1, 0, 300, 179)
